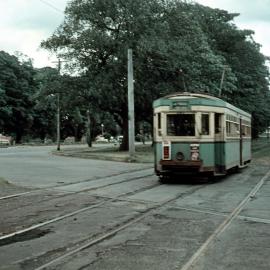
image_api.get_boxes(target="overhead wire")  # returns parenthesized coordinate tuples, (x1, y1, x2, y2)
(38, 0, 64, 14)
(35, 1, 188, 75)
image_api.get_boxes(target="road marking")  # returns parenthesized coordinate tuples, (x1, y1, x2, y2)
(179, 168, 270, 270)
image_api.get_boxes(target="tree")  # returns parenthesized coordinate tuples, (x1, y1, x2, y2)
(42, 0, 231, 148)
(42, 0, 270, 143)
(0, 51, 37, 142)
(193, 3, 270, 137)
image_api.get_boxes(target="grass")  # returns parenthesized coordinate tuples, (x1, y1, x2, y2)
(54, 138, 270, 164)
(54, 143, 154, 163)
(0, 177, 9, 185)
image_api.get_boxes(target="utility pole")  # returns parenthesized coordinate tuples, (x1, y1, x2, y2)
(52, 59, 62, 151)
(56, 59, 61, 151)
(128, 49, 135, 157)
(52, 58, 68, 151)
(178, 69, 187, 92)
(86, 109, 92, 147)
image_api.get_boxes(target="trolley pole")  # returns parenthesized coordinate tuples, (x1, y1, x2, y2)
(219, 65, 227, 97)
(128, 49, 135, 157)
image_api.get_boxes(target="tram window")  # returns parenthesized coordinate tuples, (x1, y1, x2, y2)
(215, 114, 221, 134)
(241, 124, 246, 136)
(167, 114, 195, 136)
(243, 126, 251, 136)
(201, 114, 209, 135)
(226, 121, 240, 137)
(226, 122, 231, 136)
(157, 113, 161, 129)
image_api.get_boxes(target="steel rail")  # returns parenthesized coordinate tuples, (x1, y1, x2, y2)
(34, 185, 205, 270)
(179, 168, 270, 270)
(0, 174, 158, 242)
(0, 167, 153, 201)
(0, 191, 34, 201)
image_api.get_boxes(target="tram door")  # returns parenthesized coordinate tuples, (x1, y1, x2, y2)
(214, 113, 224, 173)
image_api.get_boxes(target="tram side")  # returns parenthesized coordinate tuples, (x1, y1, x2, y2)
(153, 93, 251, 179)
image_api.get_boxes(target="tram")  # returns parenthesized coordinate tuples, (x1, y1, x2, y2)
(153, 92, 251, 180)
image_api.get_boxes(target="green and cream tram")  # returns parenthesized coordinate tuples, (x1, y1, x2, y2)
(153, 92, 251, 180)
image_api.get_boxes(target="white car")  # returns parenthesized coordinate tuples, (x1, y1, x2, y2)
(0, 134, 10, 146)
(95, 135, 108, 143)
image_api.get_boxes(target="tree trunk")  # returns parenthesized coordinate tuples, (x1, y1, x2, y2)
(15, 130, 22, 144)
(119, 115, 129, 151)
(74, 124, 79, 142)
(86, 109, 92, 147)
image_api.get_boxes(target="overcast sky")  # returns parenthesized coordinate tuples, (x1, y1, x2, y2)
(0, 0, 269, 68)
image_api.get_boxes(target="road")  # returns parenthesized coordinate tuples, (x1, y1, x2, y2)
(0, 145, 270, 270)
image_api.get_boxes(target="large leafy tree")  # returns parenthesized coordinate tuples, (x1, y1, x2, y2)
(42, 0, 233, 148)
(34, 67, 88, 141)
(32, 67, 60, 140)
(42, 0, 270, 144)
(0, 51, 37, 142)
(194, 4, 270, 136)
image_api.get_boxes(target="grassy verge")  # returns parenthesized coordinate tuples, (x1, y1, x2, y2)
(252, 138, 270, 165)
(53, 138, 270, 164)
(0, 177, 9, 185)
(53, 143, 154, 163)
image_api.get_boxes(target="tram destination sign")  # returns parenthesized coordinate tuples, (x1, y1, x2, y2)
(171, 101, 190, 110)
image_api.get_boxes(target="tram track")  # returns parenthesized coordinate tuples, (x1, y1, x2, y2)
(0, 168, 156, 237)
(28, 165, 270, 270)
(0, 172, 159, 242)
(1, 163, 269, 269)
(33, 184, 206, 270)
(0, 167, 153, 202)
(179, 168, 270, 270)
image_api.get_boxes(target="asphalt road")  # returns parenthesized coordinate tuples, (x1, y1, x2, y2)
(0, 145, 270, 270)
(0, 145, 151, 188)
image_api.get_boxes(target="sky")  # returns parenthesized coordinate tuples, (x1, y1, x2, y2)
(0, 0, 270, 69)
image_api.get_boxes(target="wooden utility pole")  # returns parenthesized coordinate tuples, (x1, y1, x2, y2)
(86, 109, 92, 147)
(52, 58, 68, 151)
(51, 59, 62, 151)
(128, 49, 135, 157)
(56, 59, 61, 151)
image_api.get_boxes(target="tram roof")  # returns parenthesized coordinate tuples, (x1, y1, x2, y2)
(153, 92, 251, 118)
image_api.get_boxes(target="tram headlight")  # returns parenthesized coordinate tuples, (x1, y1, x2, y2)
(176, 152, 184, 161)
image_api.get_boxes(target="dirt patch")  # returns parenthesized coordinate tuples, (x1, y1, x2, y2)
(0, 228, 51, 247)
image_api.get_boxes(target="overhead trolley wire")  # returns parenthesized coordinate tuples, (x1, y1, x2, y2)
(38, 0, 64, 14)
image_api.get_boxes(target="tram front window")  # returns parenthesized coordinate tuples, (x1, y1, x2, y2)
(167, 114, 195, 136)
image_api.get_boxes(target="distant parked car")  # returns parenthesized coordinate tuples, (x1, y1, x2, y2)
(95, 135, 109, 143)
(0, 134, 11, 146)
(117, 135, 123, 143)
